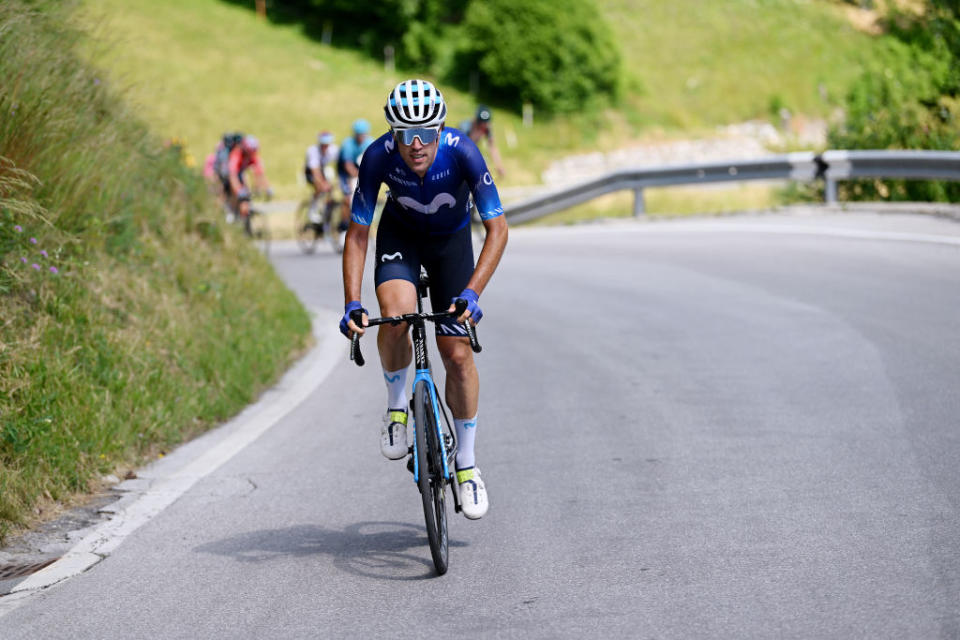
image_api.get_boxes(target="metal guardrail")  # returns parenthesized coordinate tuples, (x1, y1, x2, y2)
(821, 150, 960, 204)
(503, 150, 960, 223)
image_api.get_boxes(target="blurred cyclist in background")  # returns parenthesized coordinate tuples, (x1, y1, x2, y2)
(210, 132, 242, 209)
(305, 131, 338, 202)
(461, 105, 505, 178)
(227, 134, 273, 225)
(336, 119, 373, 242)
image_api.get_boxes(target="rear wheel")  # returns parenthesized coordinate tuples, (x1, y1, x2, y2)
(414, 380, 448, 575)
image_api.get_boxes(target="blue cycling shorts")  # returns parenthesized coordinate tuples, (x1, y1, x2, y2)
(374, 209, 474, 338)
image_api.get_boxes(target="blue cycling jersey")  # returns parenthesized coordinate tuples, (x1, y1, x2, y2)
(351, 127, 504, 235)
(337, 135, 373, 177)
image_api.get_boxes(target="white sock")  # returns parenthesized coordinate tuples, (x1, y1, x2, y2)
(383, 367, 408, 410)
(455, 413, 478, 470)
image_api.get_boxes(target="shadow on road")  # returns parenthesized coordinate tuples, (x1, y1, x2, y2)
(194, 521, 467, 581)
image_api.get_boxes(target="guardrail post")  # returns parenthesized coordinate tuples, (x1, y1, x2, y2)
(825, 177, 838, 205)
(633, 187, 645, 217)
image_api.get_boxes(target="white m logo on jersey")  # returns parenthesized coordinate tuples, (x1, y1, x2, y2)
(384, 137, 395, 153)
(444, 132, 460, 147)
(396, 193, 456, 215)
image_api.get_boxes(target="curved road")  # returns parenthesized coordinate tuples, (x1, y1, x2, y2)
(2, 209, 959, 638)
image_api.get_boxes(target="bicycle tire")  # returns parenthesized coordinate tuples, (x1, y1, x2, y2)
(247, 209, 271, 255)
(323, 199, 344, 255)
(414, 379, 449, 575)
(294, 198, 321, 254)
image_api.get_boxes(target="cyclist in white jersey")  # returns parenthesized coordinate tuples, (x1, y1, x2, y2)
(304, 131, 338, 198)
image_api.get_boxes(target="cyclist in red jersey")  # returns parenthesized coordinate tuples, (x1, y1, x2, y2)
(227, 135, 273, 223)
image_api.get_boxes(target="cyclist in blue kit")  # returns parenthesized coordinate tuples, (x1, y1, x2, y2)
(340, 79, 508, 520)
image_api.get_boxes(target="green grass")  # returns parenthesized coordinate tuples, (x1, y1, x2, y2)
(75, 0, 895, 206)
(0, 0, 311, 541)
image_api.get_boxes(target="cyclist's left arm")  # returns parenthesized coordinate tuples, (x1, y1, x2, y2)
(468, 214, 508, 297)
(248, 152, 272, 196)
(449, 136, 509, 321)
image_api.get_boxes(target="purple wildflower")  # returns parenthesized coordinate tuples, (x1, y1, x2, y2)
(14, 225, 22, 232)
(20, 257, 27, 263)
(30, 237, 37, 244)
(40, 249, 48, 258)
(31, 263, 40, 270)
(50, 266, 59, 274)
(94, 78, 101, 86)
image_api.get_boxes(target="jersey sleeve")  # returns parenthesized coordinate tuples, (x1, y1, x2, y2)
(350, 136, 389, 225)
(451, 131, 504, 220)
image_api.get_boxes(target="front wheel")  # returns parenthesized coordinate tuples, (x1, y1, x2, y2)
(414, 380, 448, 575)
(246, 208, 271, 255)
(294, 197, 322, 254)
(323, 199, 344, 255)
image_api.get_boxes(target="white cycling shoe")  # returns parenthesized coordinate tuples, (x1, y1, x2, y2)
(456, 467, 488, 519)
(381, 410, 409, 460)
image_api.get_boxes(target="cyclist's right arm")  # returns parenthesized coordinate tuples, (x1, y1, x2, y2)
(342, 139, 387, 336)
(342, 221, 370, 337)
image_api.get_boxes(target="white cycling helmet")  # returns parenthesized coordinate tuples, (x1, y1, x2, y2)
(384, 79, 447, 129)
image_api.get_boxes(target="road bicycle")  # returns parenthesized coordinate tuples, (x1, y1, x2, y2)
(349, 272, 481, 575)
(294, 191, 342, 255)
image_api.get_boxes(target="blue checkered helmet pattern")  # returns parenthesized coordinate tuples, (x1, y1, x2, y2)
(384, 79, 447, 129)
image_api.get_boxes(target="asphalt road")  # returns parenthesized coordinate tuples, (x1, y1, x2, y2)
(2, 209, 959, 638)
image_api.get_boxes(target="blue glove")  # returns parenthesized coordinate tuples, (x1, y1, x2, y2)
(339, 301, 368, 337)
(451, 288, 482, 324)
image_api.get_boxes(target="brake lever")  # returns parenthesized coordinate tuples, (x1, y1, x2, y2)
(454, 299, 482, 353)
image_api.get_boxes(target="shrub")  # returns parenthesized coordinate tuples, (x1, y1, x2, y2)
(454, 0, 623, 114)
(0, 0, 310, 540)
(829, 1, 960, 201)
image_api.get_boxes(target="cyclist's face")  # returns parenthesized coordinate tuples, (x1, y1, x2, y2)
(396, 129, 440, 177)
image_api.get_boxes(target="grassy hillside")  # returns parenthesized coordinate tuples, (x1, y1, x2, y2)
(77, 0, 895, 205)
(605, 0, 879, 129)
(0, 1, 311, 541)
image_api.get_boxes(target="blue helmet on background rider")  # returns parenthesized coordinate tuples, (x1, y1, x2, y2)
(352, 119, 370, 137)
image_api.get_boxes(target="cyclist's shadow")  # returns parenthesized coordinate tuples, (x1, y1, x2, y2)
(194, 521, 467, 581)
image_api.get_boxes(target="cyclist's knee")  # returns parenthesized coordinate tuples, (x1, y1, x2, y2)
(438, 338, 474, 372)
